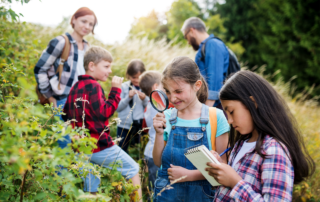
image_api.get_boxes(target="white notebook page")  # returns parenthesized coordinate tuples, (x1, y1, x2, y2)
(185, 145, 221, 186)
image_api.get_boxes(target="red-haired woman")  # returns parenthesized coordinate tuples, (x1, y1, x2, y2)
(34, 7, 97, 147)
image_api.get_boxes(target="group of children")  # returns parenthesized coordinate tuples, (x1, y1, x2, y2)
(61, 46, 164, 200)
(61, 45, 314, 201)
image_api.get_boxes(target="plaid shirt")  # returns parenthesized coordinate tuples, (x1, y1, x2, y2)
(62, 75, 121, 153)
(214, 135, 294, 202)
(34, 32, 89, 100)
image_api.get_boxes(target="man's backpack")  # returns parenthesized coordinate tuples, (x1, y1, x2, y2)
(36, 34, 71, 105)
(200, 36, 240, 79)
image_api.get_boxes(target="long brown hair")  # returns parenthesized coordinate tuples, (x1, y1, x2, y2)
(162, 56, 208, 103)
(220, 70, 315, 184)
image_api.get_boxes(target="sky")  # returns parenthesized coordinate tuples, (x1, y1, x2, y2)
(8, 0, 175, 44)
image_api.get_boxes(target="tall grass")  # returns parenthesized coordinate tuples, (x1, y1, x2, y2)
(254, 67, 320, 200)
(100, 37, 320, 200)
(31, 22, 320, 200)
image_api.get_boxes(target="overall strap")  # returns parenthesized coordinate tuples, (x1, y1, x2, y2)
(209, 107, 217, 151)
(169, 108, 178, 125)
(200, 104, 209, 132)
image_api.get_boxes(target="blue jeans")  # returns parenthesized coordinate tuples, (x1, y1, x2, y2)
(153, 104, 216, 202)
(82, 145, 139, 192)
(56, 98, 71, 149)
(145, 156, 159, 190)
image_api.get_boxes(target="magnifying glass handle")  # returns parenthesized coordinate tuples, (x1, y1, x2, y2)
(161, 111, 165, 129)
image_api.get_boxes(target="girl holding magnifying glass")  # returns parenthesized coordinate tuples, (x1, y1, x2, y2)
(152, 57, 230, 201)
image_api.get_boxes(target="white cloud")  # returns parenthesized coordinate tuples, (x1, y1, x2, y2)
(8, 0, 174, 44)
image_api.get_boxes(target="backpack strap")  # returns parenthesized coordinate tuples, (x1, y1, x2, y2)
(209, 107, 217, 151)
(200, 42, 206, 62)
(56, 34, 71, 90)
(200, 36, 215, 62)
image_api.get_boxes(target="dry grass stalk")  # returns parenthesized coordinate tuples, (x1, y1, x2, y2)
(157, 175, 187, 196)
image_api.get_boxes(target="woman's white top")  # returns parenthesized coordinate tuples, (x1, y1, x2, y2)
(76, 49, 86, 77)
(232, 140, 256, 168)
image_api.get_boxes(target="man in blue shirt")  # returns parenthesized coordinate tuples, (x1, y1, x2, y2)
(181, 17, 229, 108)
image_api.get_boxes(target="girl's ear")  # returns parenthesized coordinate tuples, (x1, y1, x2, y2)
(250, 96, 258, 108)
(194, 80, 202, 91)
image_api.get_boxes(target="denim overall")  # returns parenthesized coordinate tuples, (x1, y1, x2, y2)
(153, 104, 216, 202)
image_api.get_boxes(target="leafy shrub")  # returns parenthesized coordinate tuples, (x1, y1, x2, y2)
(0, 5, 319, 201)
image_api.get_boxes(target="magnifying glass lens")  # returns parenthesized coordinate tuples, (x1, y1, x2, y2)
(150, 90, 169, 112)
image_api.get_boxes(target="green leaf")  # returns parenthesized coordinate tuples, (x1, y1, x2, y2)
(34, 192, 47, 200)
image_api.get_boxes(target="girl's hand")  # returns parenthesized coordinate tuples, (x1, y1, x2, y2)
(167, 164, 189, 183)
(205, 162, 242, 188)
(210, 150, 223, 163)
(153, 113, 166, 134)
(137, 91, 146, 100)
(128, 90, 136, 98)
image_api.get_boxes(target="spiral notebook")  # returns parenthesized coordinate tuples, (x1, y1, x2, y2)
(184, 145, 221, 186)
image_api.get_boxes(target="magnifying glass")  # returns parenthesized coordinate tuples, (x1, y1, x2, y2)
(149, 90, 169, 112)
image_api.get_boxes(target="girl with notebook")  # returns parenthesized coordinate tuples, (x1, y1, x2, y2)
(152, 57, 230, 201)
(206, 70, 315, 201)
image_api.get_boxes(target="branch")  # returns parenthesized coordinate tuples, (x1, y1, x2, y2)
(20, 170, 28, 202)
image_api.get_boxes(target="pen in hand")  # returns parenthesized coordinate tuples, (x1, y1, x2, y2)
(219, 147, 231, 157)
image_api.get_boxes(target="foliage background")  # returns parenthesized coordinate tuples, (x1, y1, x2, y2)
(129, 0, 320, 98)
(0, 0, 319, 201)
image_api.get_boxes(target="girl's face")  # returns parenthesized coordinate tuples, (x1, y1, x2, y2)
(164, 78, 199, 111)
(72, 15, 95, 36)
(128, 72, 141, 87)
(221, 100, 255, 135)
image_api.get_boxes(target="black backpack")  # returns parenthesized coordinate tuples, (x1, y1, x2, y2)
(200, 36, 240, 78)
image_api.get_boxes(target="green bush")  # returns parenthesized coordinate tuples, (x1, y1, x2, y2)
(0, 19, 140, 201)
(0, 3, 319, 201)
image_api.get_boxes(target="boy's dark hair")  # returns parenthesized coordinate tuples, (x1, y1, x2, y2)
(220, 70, 315, 184)
(126, 59, 146, 77)
(139, 71, 162, 96)
(162, 56, 208, 104)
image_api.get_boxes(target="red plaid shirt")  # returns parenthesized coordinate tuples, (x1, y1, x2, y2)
(214, 135, 294, 202)
(62, 75, 121, 153)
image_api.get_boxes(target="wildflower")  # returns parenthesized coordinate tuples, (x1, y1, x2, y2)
(112, 117, 122, 125)
(113, 137, 122, 145)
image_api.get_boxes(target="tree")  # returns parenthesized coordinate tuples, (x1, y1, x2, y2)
(166, 0, 202, 44)
(219, 0, 320, 96)
(129, 10, 166, 40)
(205, 14, 245, 57)
(127, 0, 244, 57)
